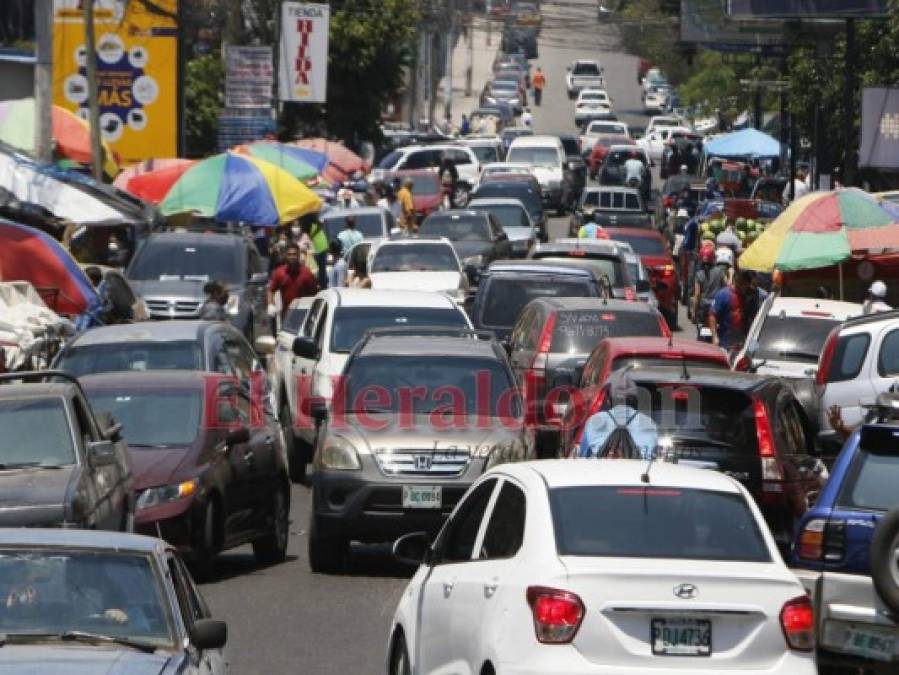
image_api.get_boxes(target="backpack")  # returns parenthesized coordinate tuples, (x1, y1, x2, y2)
(594, 410, 643, 459)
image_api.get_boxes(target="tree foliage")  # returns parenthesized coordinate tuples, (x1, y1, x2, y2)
(184, 54, 224, 157)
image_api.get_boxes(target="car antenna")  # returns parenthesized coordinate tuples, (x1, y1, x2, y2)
(641, 452, 656, 484)
(667, 332, 674, 348)
(680, 351, 690, 380)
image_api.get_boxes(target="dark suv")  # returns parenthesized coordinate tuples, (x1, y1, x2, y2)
(126, 231, 270, 342)
(507, 298, 668, 457)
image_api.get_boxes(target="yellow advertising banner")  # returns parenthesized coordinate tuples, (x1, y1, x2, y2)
(53, 0, 179, 164)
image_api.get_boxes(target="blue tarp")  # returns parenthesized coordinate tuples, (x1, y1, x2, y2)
(704, 128, 781, 158)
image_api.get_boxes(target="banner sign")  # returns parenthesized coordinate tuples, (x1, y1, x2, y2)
(728, 0, 887, 17)
(225, 46, 273, 109)
(682, 0, 785, 50)
(217, 110, 276, 152)
(53, 0, 179, 163)
(860, 87, 899, 170)
(279, 2, 330, 103)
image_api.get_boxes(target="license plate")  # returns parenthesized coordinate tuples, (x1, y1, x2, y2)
(837, 622, 897, 662)
(402, 485, 442, 509)
(651, 618, 712, 656)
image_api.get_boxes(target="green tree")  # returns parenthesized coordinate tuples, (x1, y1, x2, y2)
(184, 54, 224, 157)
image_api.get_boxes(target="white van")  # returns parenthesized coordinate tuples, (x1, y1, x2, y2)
(506, 135, 567, 214)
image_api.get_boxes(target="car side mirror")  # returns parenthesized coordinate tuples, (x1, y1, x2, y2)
(393, 531, 433, 566)
(254, 335, 276, 355)
(225, 426, 250, 447)
(249, 272, 268, 285)
(190, 618, 228, 650)
(636, 279, 651, 293)
(88, 440, 117, 467)
(292, 336, 320, 360)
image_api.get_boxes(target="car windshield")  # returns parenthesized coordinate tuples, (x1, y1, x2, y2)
(755, 315, 840, 363)
(127, 241, 244, 284)
(573, 63, 600, 76)
(470, 204, 530, 230)
(837, 447, 899, 512)
(481, 277, 593, 327)
(469, 145, 501, 163)
(282, 305, 309, 334)
(420, 215, 491, 241)
(581, 92, 606, 101)
(551, 487, 770, 561)
(343, 356, 515, 417)
(321, 213, 385, 240)
(551, 310, 662, 352)
(507, 147, 559, 168)
(377, 150, 403, 169)
(473, 185, 542, 217)
(0, 398, 76, 467)
(330, 307, 468, 353)
(56, 342, 203, 377)
(85, 390, 201, 447)
(371, 244, 458, 273)
(0, 549, 175, 647)
(589, 123, 625, 135)
(400, 174, 440, 195)
(610, 235, 666, 256)
(532, 255, 623, 287)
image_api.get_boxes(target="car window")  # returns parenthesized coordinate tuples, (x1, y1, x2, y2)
(127, 239, 245, 285)
(878, 328, 899, 377)
(282, 305, 309, 335)
(479, 480, 526, 560)
(302, 299, 324, 338)
(450, 149, 472, 165)
(176, 557, 210, 619)
(71, 396, 98, 449)
(377, 150, 403, 170)
(551, 309, 663, 353)
(225, 338, 253, 381)
(167, 555, 201, 629)
(624, 193, 640, 210)
(0, 398, 77, 466)
(838, 446, 899, 512)
(85, 389, 202, 447)
(599, 192, 611, 208)
(402, 151, 428, 170)
(551, 486, 771, 562)
(777, 400, 807, 456)
(56, 341, 203, 376)
(612, 192, 624, 209)
(480, 277, 594, 328)
(437, 479, 497, 563)
(756, 315, 839, 364)
(827, 333, 871, 383)
(247, 246, 263, 275)
(511, 305, 537, 351)
(371, 243, 458, 272)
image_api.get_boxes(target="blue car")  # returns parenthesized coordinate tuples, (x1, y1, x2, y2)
(791, 422, 899, 669)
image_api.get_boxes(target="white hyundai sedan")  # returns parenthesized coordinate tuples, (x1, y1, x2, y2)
(387, 460, 816, 675)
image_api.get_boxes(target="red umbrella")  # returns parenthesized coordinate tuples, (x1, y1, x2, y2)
(113, 158, 195, 191)
(124, 162, 197, 204)
(290, 138, 369, 182)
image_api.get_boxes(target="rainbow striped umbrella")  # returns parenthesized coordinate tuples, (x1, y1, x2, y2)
(233, 142, 323, 182)
(739, 189, 899, 273)
(159, 152, 322, 225)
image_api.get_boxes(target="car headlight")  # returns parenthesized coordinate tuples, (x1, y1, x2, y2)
(318, 436, 361, 471)
(462, 254, 485, 268)
(225, 294, 240, 316)
(137, 479, 197, 510)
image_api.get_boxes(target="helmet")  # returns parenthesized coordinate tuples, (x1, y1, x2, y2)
(715, 247, 734, 266)
(699, 240, 715, 264)
(870, 280, 888, 298)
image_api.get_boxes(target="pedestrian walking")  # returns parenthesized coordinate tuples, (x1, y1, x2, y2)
(267, 242, 319, 324)
(440, 156, 459, 208)
(327, 240, 348, 288)
(302, 215, 330, 290)
(397, 177, 416, 231)
(199, 281, 228, 321)
(460, 114, 471, 136)
(532, 67, 545, 107)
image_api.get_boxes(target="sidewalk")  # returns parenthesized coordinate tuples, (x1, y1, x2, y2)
(437, 16, 503, 127)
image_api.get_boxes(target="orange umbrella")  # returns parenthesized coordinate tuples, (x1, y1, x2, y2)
(113, 158, 195, 191)
(290, 138, 369, 182)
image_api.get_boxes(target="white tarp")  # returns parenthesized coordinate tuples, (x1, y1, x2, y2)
(0, 281, 73, 370)
(279, 2, 330, 103)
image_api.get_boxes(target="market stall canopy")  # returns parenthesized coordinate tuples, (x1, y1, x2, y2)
(0, 146, 145, 225)
(113, 158, 196, 191)
(739, 189, 899, 272)
(0, 218, 99, 316)
(158, 152, 322, 225)
(704, 128, 781, 159)
(0, 98, 120, 177)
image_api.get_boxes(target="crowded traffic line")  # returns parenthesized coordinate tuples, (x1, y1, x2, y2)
(1, 2, 899, 674)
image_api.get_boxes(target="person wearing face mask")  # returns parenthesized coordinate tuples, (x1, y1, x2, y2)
(266, 243, 319, 323)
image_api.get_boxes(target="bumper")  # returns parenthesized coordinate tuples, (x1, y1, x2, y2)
(312, 455, 489, 543)
(134, 498, 195, 555)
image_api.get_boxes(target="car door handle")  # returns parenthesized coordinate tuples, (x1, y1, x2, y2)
(443, 581, 454, 598)
(244, 450, 255, 464)
(484, 581, 498, 599)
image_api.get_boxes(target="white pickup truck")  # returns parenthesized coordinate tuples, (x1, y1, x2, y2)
(566, 60, 604, 99)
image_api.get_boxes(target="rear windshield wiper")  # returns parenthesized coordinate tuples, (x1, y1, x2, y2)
(663, 435, 736, 449)
(0, 462, 64, 470)
(775, 349, 820, 361)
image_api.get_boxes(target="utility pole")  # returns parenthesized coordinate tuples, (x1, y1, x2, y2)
(444, 15, 454, 123)
(843, 18, 857, 186)
(34, 0, 53, 164)
(84, 0, 103, 180)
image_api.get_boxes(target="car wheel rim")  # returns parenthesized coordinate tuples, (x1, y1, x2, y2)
(890, 531, 899, 590)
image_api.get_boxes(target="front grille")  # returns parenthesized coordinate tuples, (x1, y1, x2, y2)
(374, 449, 470, 477)
(145, 299, 201, 317)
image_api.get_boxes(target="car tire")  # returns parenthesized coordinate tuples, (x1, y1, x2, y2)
(871, 507, 899, 617)
(253, 486, 290, 565)
(389, 633, 411, 675)
(308, 513, 347, 574)
(281, 399, 305, 484)
(192, 501, 218, 581)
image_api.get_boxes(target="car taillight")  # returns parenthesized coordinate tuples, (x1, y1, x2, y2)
(654, 264, 675, 278)
(624, 286, 636, 301)
(780, 595, 815, 652)
(816, 326, 840, 390)
(532, 312, 556, 371)
(754, 397, 785, 498)
(798, 518, 825, 560)
(524, 313, 556, 423)
(754, 398, 776, 458)
(526, 586, 585, 644)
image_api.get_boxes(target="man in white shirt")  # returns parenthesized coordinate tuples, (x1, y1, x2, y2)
(520, 107, 533, 128)
(624, 154, 645, 187)
(864, 281, 892, 314)
(782, 167, 810, 205)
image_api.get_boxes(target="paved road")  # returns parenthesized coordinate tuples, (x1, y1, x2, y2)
(200, 5, 687, 673)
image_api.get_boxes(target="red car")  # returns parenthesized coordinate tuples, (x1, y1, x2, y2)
(558, 336, 730, 456)
(604, 227, 679, 330)
(588, 135, 634, 179)
(384, 170, 443, 219)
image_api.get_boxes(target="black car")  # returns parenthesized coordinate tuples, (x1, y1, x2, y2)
(81, 370, 290, 578)
(528, 239, 636, 301)
(599, 147, 653, 207)
(557, 133, 587, 207)
(566, 365, 828, 550)
(467, 260, 605, 342)
(507, 297, 668, 458)
(0, 371, 133, 531)
(126, 231, 270, 343)
(470, 181, 547, 242)
(419, 210, 513, 284)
